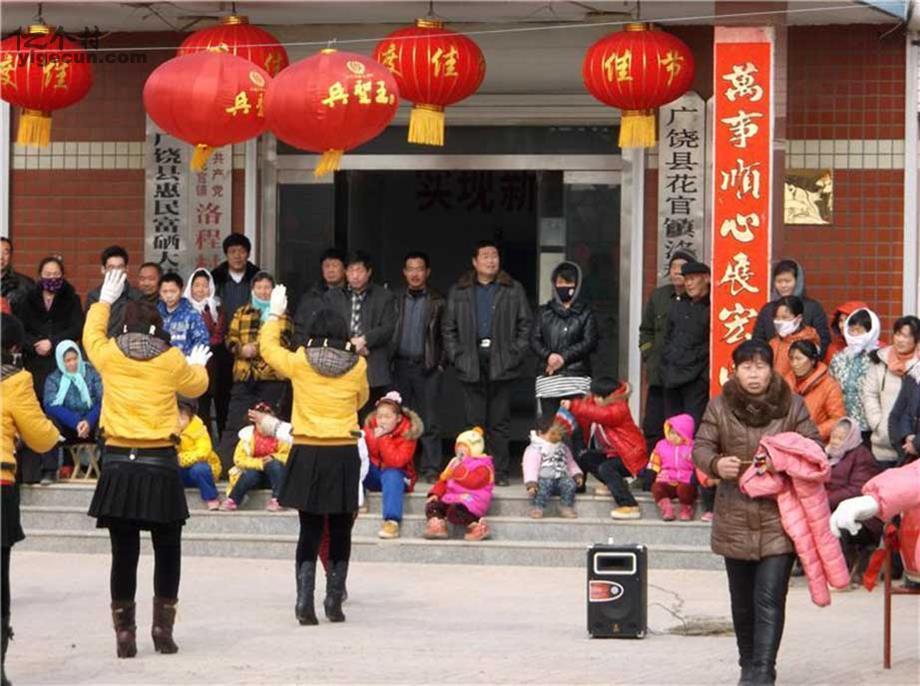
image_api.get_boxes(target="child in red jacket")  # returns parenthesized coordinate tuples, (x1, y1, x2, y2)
(362, 391, 423, 540)
(561, 377, 648, 520)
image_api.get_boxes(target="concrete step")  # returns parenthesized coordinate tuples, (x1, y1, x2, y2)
(19, 482, 681, 519)
(18, 529, 723, 569)
(20, 506, 714, 546)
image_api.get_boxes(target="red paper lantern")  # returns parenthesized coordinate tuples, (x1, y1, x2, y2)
(178, 14, 289, 77)
(0, 24, 93, 147)
(373, 18, 485, 146)
(265, 49, 399, 177)
(583, 23, 695, 148)
(143, 52, 270, 170)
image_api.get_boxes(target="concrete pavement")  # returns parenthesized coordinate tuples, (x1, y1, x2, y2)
(3, 552, 918, 685)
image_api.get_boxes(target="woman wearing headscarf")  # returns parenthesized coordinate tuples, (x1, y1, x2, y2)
(829, 308, 881, 443)
(259, 285, 368, 626)
(43, 340, 103, 476)
(83, 270, 210, 659)
(1, 313, 60, 685)
(183, 268, 230, 436)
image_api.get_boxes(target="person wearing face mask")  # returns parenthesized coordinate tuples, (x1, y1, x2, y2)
(13, 256, 83, 484)
(783, 340, 845, 442)
(183, 268, 229, 436)
(156, 273, 209, 357)
(825, 301, 871, 362)
(752, 259, 831, 357)
(693, 340, 820, 686)
(862, 316, 920, 467)
(216, 272, 294, 474)
(530, 261, 599, 420)
(767, 296, 820, 378)
(829, 308, 881, 443)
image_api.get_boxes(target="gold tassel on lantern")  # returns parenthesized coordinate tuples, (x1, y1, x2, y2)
(618, 109, 657, 148)
(190, 144, 214, 172)
(314, 149, 344, 178)
(408, 104, 445, 146)
(16, 109, 52, 147)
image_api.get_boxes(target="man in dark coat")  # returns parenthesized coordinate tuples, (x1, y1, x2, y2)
(530, 260, 598, 418)
(443, 240, 532, 486)
(660, 260, 711, 427)
(390, 251, 446, 482)
(638, 250, 693, 454)
(212, 234, 261, 326)
(293, 247, 347, 349)
(84, 246, 143, 338)
(325, 251, 397, 415)
(0, 237, 33, 311)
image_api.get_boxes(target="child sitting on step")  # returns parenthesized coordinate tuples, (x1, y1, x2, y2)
(221, 401, 290, 512)
(648, 414, 698, 521)
(522, 412, 584, 519)
(561, 378, 648, 521)
(362, 391, 424, 540)
(177, 398, 223, 510)
(424, 427, 494, 541)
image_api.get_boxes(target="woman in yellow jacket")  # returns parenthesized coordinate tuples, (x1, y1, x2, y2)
(1, 314, 61, 685)
(83, 271, 209, 659)
(259, 284, 368, 626)
(176, 398, 222, 510)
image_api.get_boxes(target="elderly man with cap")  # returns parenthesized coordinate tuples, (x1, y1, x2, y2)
(660, 260, 712, 427)
(639, 250, 695, 456)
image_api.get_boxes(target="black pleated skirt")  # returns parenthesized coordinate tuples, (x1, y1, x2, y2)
(1, 485, 25, 548)
(88, 447, 189, 530)
(279, 444, 360, 514)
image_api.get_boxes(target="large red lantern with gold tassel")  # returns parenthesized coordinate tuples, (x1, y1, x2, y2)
(265, 49, 399, 177)
(0, 24, 93, 147)
(373, 18, 485, 146)
(143, 52, 270, 171)
(583, 23, 694, 148)
(178, 14, 289, 77)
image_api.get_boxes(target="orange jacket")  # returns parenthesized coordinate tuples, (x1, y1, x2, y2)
(770, 326, 820, 378)
(783, 362, 846, 441)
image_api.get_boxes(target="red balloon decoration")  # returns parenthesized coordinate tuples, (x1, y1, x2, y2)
(583, 23, 695, 148)
(265, 49, 399, 177)
(373, 18, 485, 146)
(178, 14, 289, 77)
(0, 24, 94, 147)
(143, 52, 270, 170)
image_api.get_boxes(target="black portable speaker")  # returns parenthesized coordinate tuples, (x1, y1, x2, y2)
(586, 543, 647, 638)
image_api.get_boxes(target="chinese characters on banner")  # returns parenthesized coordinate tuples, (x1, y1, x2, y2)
(657, 91, 706, 282)
(145, 120, 232, 275)
(710, 30, 773, 396)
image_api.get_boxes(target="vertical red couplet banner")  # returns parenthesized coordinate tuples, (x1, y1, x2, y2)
(710, 36, 773, 396)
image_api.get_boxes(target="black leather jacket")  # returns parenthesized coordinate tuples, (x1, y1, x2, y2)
(390, 287, 446, 372)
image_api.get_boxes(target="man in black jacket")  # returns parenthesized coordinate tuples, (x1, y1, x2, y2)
(325, 251, 397, 414)
(660, 260, 711, 426)
(293, 247, 347, 348)
(84, 246, 143, 338)
(391, 251, 445, 482)
(443, 240, 532, 486)
(530, 260, 598, 418)
(212, 234, 261, 326)
(1, 237, 33, 311)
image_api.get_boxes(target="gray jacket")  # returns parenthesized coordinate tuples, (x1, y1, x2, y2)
(324, 283, 397, 388)
(85, 284, 144, 338)
(442, 270, 532, 383)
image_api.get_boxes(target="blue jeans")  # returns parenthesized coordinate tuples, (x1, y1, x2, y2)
(363, 463, 407, 522)
(180, 462, 219, 501)
(533, 475, 577, 509)
(229, 459, 286, 503)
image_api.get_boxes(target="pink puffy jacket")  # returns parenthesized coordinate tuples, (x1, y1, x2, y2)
(862, 459, 920, 584)
(740, 432, 850, 606)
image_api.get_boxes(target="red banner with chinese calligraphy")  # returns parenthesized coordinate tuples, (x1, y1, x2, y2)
(711, 29, 773, 395)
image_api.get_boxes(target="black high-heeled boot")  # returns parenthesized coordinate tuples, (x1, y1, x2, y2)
(323, 561, 348, 623)
(295, 561, 318, 625)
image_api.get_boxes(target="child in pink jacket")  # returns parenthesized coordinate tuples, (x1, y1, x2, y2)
(648, 414, 697, 521)
(522, 414, 584, 519)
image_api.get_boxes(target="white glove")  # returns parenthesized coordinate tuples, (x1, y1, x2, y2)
(830, 495, 880, 538)
(99, 269, 127, 305)
(185, 344, 213, 368)
(269, 284, 287, 319)
(258, 414, 281, 437)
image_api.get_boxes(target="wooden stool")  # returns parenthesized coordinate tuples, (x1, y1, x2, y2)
(66, 443, 100, 480)
(883, 546, 920, 669)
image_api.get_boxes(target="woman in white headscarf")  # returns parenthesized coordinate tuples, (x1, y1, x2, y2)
(829, 308, 881, 443)
(184, 268, 230, 436)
